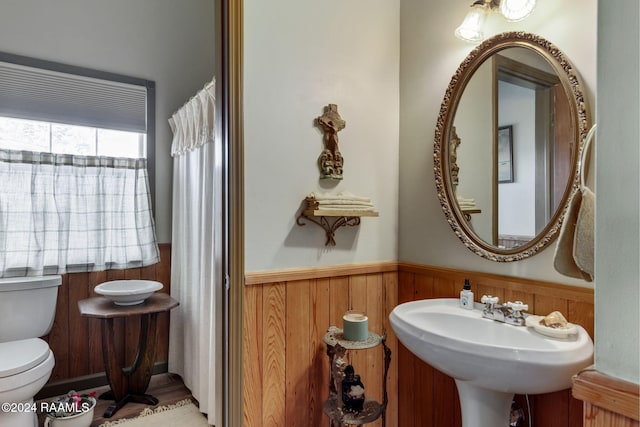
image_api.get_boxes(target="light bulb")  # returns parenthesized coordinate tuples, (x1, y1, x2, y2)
(500, 0, 536, 22)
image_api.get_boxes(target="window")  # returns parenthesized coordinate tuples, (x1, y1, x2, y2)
(0, 51, 154, 169)
(0, 117, 146, 158)
(0, 52, 158, 277)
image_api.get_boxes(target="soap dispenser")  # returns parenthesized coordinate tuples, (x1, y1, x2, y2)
(460, 278, 474, 310)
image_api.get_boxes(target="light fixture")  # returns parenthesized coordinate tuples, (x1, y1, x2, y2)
(454, 1, 489, 43)
(500, 0, 536, 21)
(455, 0, 537, 43)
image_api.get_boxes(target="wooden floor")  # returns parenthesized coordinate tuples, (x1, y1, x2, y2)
(37, 373, 194, 427)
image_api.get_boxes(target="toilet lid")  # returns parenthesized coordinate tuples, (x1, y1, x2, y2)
(0, 338, 50, 378)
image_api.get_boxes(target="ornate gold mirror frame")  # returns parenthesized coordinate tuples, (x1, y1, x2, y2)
(434, 32, 590, 262)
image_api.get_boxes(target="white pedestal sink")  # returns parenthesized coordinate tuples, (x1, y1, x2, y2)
(389, 298, 593, 427)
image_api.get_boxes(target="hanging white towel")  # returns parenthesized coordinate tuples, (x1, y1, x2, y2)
(553, 124, 596, 282)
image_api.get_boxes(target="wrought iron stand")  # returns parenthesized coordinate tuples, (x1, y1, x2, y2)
(323, 326, 392, 427)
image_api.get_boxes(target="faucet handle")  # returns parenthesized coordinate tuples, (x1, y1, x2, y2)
(481, 295, 499, 304)
(506, 301, 529, 312)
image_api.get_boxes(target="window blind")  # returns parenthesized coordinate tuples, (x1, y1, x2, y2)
(0, 56, 148, 133)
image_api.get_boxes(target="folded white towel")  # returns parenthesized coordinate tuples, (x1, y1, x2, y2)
(456, 196, 476, 204)
(317, 205, 376, 212)
(316, 199, 374, 207)
(308, 190, 371, 203)
(458, 203, 477, 209)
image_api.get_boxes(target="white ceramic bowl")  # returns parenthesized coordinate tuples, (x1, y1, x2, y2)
(94, 280, 163, 306)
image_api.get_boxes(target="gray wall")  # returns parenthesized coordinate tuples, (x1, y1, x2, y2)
(595, 0, 640, 384)
(399, 0, 597, 284)
(0, 0, 216, 243)
(398, 0, 639, 385)
(243, 0, 400, 272)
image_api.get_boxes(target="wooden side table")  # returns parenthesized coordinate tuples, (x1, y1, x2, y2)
(78, 293, 179, 418)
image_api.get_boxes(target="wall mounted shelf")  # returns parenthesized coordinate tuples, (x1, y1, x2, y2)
(296, 209, 379, 246)
(461, 208, 481, 221)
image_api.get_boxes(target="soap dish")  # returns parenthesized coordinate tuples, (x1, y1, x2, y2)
(525, 315, 578, 339)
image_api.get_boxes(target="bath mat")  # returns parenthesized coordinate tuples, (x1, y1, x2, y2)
(98, 399, 209, 427)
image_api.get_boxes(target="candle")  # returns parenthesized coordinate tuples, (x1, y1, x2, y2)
(343, 311, 368, 341)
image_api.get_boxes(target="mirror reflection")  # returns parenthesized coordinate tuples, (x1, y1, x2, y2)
(453, 47, 574, 249)
(434, 33, 590, 261)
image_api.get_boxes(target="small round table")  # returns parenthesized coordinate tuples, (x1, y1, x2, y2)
(323, 326, 392, 427)
(78, 293, 179, 418)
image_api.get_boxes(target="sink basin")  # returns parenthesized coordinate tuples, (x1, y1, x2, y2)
(94, 280, 163, 306)
(389, 298, 593, 427)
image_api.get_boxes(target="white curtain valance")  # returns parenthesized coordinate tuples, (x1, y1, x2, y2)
(0, 149, 159, 277)
(169, 79, 216, 157)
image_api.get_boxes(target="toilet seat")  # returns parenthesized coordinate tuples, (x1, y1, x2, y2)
(0, 338, 50, 378)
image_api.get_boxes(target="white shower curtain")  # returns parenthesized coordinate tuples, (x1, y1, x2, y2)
(168, 79, 222, 426)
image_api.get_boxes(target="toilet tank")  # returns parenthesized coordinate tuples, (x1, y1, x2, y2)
(0, 276, 62, 343)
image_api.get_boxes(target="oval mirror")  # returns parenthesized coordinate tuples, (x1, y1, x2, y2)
(434, 32, 590, 262)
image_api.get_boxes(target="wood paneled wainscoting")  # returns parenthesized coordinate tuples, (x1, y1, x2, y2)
(244, 263, 399, 427)
(397, 263, 594, 427)
(244, 262, 595, 427)
(573, 370, 640, 427)
(38, 243, 172, 398)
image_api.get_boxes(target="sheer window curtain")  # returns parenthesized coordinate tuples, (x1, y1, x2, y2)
(0, 150, 158, 277)
(169, 79, 221, 427)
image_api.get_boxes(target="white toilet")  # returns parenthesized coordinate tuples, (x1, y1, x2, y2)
(0, 276, 62, 427)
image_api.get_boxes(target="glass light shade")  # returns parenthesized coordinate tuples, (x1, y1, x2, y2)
(455, 5, 488, 42)
(500, 0, 536, 22)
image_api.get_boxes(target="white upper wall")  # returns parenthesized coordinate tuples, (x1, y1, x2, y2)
(0, 0, 216, 243)
(399, 0, 597, 285)
(244, 0, 400, 272)
(498, 83, 536, 237)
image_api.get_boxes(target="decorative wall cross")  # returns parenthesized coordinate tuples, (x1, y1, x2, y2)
(316, 104, 346, 180)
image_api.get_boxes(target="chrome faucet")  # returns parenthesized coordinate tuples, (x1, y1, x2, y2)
(480, 295, 502, 319)
(504, 301, 528, 326)
(480, 295, 528, 326)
